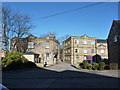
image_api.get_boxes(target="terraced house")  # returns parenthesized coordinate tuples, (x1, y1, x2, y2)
(10, 34, 60, 67)
(62, 35, 108, 66)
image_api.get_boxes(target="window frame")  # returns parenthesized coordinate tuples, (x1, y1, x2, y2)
(83, 40, 87, 44)
(28, 42, 34, 49)
(91, 49, 95, 53)
(46, 41, 49, 48)
(91, 40, 95, 44)
(84, 49, 88, 53)
(75, 49, 79, 53)
(46, 53, 49, 60)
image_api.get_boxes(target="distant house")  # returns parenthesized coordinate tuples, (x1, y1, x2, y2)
(107, 19, 120, 69)
(10, 34, 60, 67)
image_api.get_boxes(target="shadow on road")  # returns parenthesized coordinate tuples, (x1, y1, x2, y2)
(2, 66, 120, 89)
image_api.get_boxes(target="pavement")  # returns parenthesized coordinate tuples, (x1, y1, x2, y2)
(2, 62, 120, 88)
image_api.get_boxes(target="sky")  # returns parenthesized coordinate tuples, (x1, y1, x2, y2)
(2, 2, 118, 39)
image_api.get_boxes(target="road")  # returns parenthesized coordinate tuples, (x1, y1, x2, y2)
(2, 62, 119, 88)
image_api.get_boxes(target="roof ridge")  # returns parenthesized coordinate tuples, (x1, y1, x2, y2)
(114, 19, 120, 21)
(97, 39, 106, 40)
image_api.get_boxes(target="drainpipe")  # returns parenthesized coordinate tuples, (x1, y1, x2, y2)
(43, 54, 44, 66)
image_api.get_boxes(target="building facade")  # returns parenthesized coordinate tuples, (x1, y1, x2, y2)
(96, 39, 108, 62)
(10, 34, 60, 67)
(107, 19, 120, 69)
(63, 35, 108, 66)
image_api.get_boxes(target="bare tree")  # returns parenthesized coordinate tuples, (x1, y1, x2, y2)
(2, 7, 15, 52)
(2, 7, 33, 52)
(11, 12, 32, 52)
(57, 34, 70, 47)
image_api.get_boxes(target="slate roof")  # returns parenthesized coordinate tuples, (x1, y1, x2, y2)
(97, 39, 107, 43)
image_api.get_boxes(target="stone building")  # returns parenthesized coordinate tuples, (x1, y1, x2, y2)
(96, 39, 108, 63)
(62, 35, 108, 66)
(10, 34, 60, 67)
(107, 19, 120, 69)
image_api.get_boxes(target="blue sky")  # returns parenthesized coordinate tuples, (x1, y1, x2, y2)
(3, 2, 118, 39)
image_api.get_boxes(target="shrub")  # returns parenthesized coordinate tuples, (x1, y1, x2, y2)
(2, 52, 23, 67)
(104, 65, 110, 70)
(2, 60, 24, 70)
(98, 62, 106, 70)
(2, 52, 24, 67)
(82, 61, 89, 69)
(87, 64, 92, 70)
(110, 63, 118, 70)
(2, 52, 37, 71)
(92, 62, 99, 70)
(79, 63, 84, 68)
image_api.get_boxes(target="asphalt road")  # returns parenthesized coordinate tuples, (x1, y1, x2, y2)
(2, 62, 119, 88)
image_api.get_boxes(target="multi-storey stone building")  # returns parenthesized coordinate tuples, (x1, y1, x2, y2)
(107, 19, 120, 69)
(62, 35, 108, 66)
(10, 34, 60, 67)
